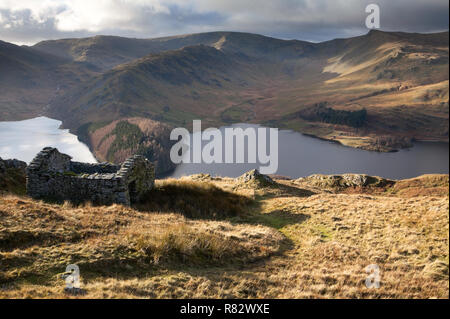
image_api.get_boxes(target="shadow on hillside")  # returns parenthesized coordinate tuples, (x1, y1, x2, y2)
(254, 182, 316, 200)
(134, 179, 253, 220)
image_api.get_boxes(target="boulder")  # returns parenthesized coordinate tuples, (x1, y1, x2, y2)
(238, 169, 275, 187)
(341, 174, 369, 187)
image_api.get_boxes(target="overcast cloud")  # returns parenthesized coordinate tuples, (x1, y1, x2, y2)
(0, 0, 448, 45)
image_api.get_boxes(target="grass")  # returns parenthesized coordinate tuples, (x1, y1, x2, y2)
(0, 194, 283, 288)
(0, 173, 448, 298)
(391, 174, 450, 197)
(221, 105, 254, 123)
(132, 223, 280, 266)
(0, 168, 26, 196)
(136, 179, 253, 219)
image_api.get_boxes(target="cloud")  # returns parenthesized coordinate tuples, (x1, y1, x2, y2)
(0, 0, 448, 45)
(53, 0, 170, 32)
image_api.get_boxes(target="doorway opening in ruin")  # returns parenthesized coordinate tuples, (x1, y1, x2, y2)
(128, 180, 137, 203)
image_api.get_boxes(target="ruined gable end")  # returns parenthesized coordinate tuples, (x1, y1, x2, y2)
(26, 147, 154, 205)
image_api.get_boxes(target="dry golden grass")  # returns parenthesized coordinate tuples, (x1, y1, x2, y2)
(135, 179, 252, 219)
(256, 191, 448, 298)
(0, 174, 448, 298)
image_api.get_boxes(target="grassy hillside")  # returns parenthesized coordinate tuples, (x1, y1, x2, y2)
(265, 30, 449, 150)
(0, 170, 448, 298)
(45, 31, 448, 161)
(0, 40, 100, 121)
(1, 30, 448, 170)
(50, 45, 264, 129)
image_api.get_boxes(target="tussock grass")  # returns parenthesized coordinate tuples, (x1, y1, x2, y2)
(136, 179, 253, 219)
(0, 174, 448, 298)
(130, 222, 282, 266)
(391, 174, 449, 197)
(0, 193, 282, 290)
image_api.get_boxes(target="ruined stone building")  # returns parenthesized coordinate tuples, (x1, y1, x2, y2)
(26, 147, 154, 205)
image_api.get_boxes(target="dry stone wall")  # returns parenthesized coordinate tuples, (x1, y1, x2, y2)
(26, 147, 154, 205)
(0, 157, 27, 173)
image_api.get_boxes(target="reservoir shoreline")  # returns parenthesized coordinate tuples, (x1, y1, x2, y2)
(0, 117, 448, 180)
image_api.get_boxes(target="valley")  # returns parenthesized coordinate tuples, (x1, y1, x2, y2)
(0, 30, 448, 175)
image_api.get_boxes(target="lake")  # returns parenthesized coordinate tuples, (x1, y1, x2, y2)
(0, 119, 448, 180)
(171, 123, 449, 180)
(0, 116, 97, 163)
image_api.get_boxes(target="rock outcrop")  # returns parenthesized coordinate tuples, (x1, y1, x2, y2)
(237, 169, 275, 187)
(26, 147, 154, 205)
(296, 174, 394, 189)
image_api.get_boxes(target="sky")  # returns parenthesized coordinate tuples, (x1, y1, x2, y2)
(0, 0, 448, 45)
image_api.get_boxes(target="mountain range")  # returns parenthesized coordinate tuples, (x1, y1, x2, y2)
(0, 30, 448, 175)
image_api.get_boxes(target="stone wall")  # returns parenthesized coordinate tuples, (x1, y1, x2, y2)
(70, 162, 121, 174)
(26, 147, 154, 206)
(0, 157, 27, 173)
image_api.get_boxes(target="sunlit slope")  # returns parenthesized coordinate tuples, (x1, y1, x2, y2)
(1, 30, 448, 164)
(0, 172, 448, 298)
(258, 30, 449, 149)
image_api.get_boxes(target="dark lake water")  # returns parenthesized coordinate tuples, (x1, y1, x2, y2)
(0, 119, 447, 180)
(170, 123, 449, 180)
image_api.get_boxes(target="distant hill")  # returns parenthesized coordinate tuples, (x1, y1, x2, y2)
(0, 40, 98, 121)
(1, 30, 448, 172)
(32, 32, 316, 69)
(0, 41, 62, 120)
(50, 44, 268, 128)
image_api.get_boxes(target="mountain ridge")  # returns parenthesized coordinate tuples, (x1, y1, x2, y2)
(1, 30, 448, 173)
(32, 31, 318, 69)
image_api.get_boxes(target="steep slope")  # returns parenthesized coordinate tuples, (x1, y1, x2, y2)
(320, 30, 448, 85)
(49, 44, 268, 129)
(77, 118, 177, 175)
(261, 30, 449, 150)
(0, 40, 66, 84)
(0, 40, 100, 120)
(47, 44, 274, 173)
(0, 41, 64, 120)
(2, 30, 448, 172)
